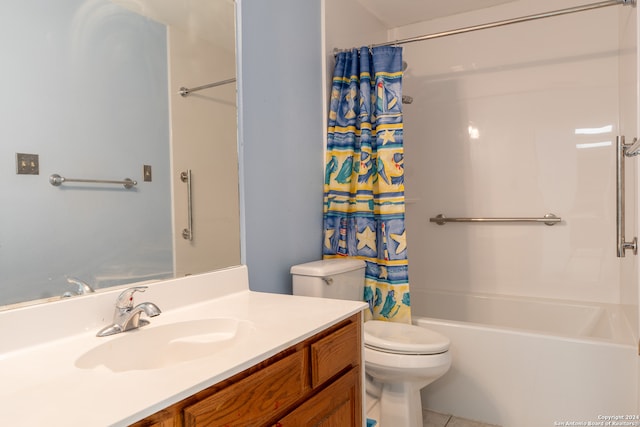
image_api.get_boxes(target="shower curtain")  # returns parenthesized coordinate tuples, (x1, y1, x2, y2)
(323, 46, 410, 323)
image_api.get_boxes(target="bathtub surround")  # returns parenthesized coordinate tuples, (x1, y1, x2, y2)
(395, 1, 639, 423)
(416, 315, 635, 426)
(413, 289, 636, 426)
(321, 0, 640, 424)
(323, 46, 411, 322)
(413, 289, 635, 343)
(400, 0, 637, 308)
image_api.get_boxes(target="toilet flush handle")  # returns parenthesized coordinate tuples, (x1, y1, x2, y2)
(322, 276, 333, 285)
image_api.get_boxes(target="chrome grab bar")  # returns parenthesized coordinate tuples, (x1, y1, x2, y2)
(616, 135, 638, 257)
(180, 170, 193, 241)
(49, 174, 136, 189)
(430, 213, 561, 226)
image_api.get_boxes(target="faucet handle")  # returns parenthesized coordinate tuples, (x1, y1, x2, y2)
(115, 286, 148, 310)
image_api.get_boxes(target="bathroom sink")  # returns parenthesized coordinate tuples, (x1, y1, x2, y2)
(75, 318, 254, 372)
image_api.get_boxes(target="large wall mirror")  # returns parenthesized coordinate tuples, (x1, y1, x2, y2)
(0, 0, 240, 309)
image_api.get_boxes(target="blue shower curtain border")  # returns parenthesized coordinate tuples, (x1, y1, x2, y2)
(324, 190, 406, 198)
(324, 212, 406, 220)
(366, 277, 410, 286)
(324, 203, 407, 212)
(332, 72, 403, 82)
(324, 255, 408, 269)
(326, 139, 405, 148)
(333, 45, 402, 56)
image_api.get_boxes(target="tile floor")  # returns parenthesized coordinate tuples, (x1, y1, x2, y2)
(423, 409, 502, 427)
(366, 396, 500, 427)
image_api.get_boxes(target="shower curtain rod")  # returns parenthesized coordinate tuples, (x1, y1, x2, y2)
(335, 0, 634, 53)
(179, 77, 236, 97)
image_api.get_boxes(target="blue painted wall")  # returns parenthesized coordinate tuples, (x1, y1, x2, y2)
(0, 0, 172, 305)
(238, 0, 324, 294)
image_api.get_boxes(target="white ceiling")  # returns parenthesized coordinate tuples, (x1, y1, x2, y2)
(111, 0, 236, 52)
(109, 0, 521, 54)
(355, 0, 519, 28)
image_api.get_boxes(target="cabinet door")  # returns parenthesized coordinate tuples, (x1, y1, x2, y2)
(275, 367, 361, 427)
(129, 409, 177, 427)
(310, 320, 359, 388)
(145, 420, 175, 427)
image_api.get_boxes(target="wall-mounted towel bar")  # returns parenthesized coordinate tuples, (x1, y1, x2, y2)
(49, 174, 137, 189)
(430, 213, 561, 226)
(179, 77, 236, 97)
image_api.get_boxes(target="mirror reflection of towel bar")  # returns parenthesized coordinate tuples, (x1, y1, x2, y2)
(49, 174, 136, 189)
(180, 170, 193, 241)
(179, 77, 236, 97)
(430, 213, 561, 226)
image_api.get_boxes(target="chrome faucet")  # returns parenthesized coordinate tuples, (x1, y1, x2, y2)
(62, 277, 95, 297)
(96, 286, 161, 337)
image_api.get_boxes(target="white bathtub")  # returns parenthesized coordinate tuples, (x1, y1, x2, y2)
(412, 289, 638, 427)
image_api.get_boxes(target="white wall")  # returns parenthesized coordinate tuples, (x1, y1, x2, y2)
(322, 0, 388, 102)
(631, 1, 640, 413)
(322, 0, 388, 161)
(393, 0, 636, 307)
(618, 0, 639, 337)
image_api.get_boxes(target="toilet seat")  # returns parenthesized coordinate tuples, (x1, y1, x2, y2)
(364, 320, 450, 355)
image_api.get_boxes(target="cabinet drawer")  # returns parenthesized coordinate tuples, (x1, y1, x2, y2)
(274, 366, 361, 427)
(183, 350, 309, 427)
(310, 320, 359, 388)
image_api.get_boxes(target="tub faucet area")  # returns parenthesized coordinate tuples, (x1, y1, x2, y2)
(96, 286, 161, 337)
(62, 277, 95, 298)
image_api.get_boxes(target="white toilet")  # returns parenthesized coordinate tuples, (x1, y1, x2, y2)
(291, 259, 451, 427)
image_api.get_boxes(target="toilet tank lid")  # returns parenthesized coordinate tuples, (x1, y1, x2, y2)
(290, 259, 366, 277)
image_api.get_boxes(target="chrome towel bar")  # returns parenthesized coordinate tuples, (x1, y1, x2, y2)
(179, 77, 236, 97)
(49, 174, 137, 189)
(430, 213, 561, 226)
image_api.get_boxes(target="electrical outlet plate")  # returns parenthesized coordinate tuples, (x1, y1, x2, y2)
(16, 153, 39, 175)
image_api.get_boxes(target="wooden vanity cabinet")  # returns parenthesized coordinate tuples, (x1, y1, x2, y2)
(130, 312, 362, 427)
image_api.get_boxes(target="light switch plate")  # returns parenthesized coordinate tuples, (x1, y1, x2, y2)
(16, 153, 39, 175)
(143, 165, 152, 182)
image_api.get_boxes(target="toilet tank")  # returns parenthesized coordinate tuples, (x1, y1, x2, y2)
(290, 259, 366, 301)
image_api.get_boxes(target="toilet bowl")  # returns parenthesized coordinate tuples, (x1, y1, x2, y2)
(364, 320, 451, 427)
(290, 259, 452, 427)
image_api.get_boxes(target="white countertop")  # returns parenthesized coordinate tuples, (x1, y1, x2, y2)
(0, 266, 366, 426)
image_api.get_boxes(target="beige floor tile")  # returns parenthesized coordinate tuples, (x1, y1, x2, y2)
(446, 416, 501, 427)
(423, 410, 451, 427)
